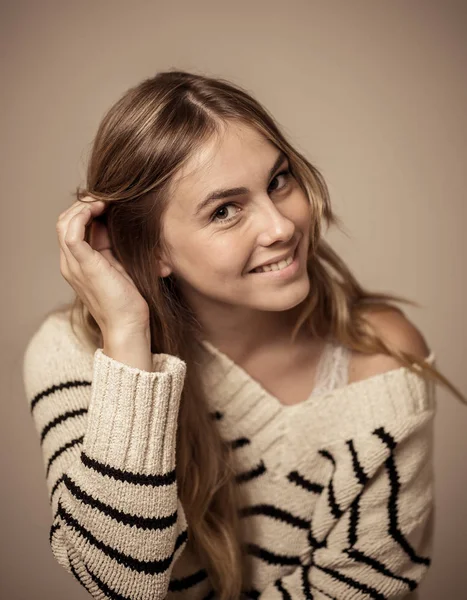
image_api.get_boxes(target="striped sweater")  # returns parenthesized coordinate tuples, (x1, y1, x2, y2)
(22, 310, 437, 599)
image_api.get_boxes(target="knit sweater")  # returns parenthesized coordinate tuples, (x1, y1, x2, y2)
(22, 310, 437, 600)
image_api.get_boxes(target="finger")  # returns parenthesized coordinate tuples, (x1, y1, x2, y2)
(57, 197, 106, 223)
(59, 246, 80, 287)
(56, 199, 106, 265)
(57, 199, 88, 221)
(56, 218, 81, 273)
(64, 207, 100, 266)
(56, 203, 88, 263)
(56, 200, 105, 288)
(59, 249, 70, 281)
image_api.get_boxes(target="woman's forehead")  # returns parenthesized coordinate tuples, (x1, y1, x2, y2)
(170, 125, 277, 205)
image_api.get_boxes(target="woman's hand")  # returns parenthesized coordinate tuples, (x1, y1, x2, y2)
(56, 197, 150, 338)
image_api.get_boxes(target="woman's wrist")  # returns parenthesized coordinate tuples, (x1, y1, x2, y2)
(102, 326, 153, 372)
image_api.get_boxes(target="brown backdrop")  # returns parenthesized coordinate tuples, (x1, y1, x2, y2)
(2, 0, 466, 598)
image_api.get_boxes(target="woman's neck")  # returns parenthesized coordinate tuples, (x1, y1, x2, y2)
(201, 307, 315, 366)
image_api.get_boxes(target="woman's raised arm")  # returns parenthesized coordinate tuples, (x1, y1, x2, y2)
(23, 311, 189, 599)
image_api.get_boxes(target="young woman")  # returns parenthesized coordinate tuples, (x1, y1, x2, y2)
(23, 70, 465, 600)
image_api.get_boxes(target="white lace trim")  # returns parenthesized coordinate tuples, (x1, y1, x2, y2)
(310, 342, 350, 397)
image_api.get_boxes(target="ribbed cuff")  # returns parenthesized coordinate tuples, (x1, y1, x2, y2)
(83, 348, 187, 474)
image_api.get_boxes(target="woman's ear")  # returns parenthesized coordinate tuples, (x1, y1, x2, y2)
(155, 247, 173, 278)
(158, 262, 172, 278)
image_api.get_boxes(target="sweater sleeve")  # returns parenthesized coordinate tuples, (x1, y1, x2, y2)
(22, 313, 189, 600)
(253, 378, 436, 599)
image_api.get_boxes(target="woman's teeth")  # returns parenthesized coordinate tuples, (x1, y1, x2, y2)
(253, 253, 294, 273)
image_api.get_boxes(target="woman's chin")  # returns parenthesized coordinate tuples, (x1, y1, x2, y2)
(248, 278, 311, 312)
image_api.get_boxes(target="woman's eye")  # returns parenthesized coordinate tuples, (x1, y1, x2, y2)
(268, 169, 291, 193)
(211, 203, 240, 224)
(210, 169, 292, 225)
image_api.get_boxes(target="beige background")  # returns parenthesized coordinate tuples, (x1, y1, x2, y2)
(2, 0, 466, 598)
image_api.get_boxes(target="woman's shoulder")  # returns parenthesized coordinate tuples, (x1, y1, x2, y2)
(347, 307, 432, 385)
(23, 307, 95, 393)
(24, 307, 81, 352)
(300, 309, 436, 444)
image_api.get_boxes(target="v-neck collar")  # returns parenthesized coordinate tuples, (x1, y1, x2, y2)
(198, 339, 437, 458)
(199, 339, 436, 414)
(199, 338, 338, 412)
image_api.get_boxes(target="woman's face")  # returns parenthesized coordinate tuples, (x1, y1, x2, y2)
(158, 121, 312, 315)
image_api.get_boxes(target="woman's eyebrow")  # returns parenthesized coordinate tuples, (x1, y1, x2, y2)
(194, 150, 288, 216)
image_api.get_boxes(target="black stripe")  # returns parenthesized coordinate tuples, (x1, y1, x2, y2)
(49, 522, 60, 546)
(327, 479, 343, 519)
(242, 590, 260, 599)
(168, 568, 208, 591)
(40, 408, 87, 444)
(310, 583, 336, 599)
(274, 578, 292, 599)
(69, 560, 89, 592)
(346, 439, 369, 485)
(83, 561, 132, 600)
(308, 529, 327, 550)
(319, 449, 343, 519)
(50, 475, 64, 503)
(230, 437, 250, 450)
(235, 460, 266, 484)
(373, 427, 431, 567)
(81, 450, 177, 486)
(314, 563, 387, 600)
(67, 544, 148, 600)
(30, 379, 91, 412)
(67, 550, 94, 596)
(246, 543, 301, 567)
(373, 427, 396, 451)
(62, 473, 178, 530)
(56, 501, 187, 575)
(79, 552, 206, 600)
(287, 471, 323, 494)
(345, 548, 418, 591)
(300, 564, 314, 599)
(318, 449, 335, 463)
(46, 435, 84, 477)
(239, 504, 310, 530)
(347, 492, 361, 547)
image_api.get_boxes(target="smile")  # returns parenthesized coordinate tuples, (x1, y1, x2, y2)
(252, 252, 294, 273)
(249, 244, 300, 279)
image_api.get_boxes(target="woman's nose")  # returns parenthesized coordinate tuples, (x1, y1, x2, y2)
(255, 201, 295, 247)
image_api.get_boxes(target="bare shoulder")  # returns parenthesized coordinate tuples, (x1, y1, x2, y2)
(347, 307, 431, 384)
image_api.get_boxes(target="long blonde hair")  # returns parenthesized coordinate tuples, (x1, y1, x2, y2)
(51, 70, 465, 599)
